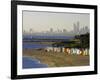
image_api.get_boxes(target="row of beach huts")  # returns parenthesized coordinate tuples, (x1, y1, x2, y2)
(44, 47, 89, 56)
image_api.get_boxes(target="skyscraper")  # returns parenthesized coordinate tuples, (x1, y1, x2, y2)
(73, 21, 80, 35)
(50, 28, 53, 32)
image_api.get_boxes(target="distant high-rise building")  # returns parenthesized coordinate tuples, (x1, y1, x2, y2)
(63, 29, 67, 33)
(77, 21, 80, 32)
(73, 23, 76, 32)
(84, 26, 89, 33)
(73, 21, 80, 35)
(57, 29, 60, 32)
(29, 28, 33, 34)
(78, 25, 89, 34)
(23, 30, 25, 33)
(50, 28, 53, 32)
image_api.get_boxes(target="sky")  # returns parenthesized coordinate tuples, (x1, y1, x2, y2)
(23, 11, 90, 32)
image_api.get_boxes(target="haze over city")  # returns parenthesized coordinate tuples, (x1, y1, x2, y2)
(23, 11, 90, 36)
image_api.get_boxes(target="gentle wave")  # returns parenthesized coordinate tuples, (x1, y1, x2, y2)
(23, 56, 48, 69)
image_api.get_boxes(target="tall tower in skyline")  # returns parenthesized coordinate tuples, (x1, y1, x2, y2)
(29, 28, 34, 34)
(50, 28, 53, 32)
(73, 21, 80, 35)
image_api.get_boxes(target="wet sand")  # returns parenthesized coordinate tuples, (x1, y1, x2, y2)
(23, 49, 89, 67)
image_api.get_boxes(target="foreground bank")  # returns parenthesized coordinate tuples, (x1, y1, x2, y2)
(23, 49, 89, 68)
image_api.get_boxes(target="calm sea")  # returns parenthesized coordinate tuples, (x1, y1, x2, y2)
(23, 35, 74, 39)
(23, 43, 51, 49)
(23, 35, 74, 49)
(23, 56, 48, 69)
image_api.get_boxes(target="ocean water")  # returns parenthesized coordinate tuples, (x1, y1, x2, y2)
(23, 35, 74, 49)
(23, 43, 51, 49)
(23, 35, 74, 39)
(23, 57, 48, 69)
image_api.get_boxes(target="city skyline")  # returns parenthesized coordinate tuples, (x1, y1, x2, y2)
(23, 25, 89, 33)
(23, 11, 90, 33)
(23, 21, 89, 36)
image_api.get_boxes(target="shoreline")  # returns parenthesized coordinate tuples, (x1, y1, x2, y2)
(23, 55, 49, 67)
(23, 49, 89, 67)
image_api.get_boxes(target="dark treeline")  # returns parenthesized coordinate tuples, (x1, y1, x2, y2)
(52, 33, 90, 48)
(75, 32, 89, 48)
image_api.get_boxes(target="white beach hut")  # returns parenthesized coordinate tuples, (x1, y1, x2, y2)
(70, 48, 77, 55)
(45, 47, 53, 52)
(53, 47, 61, 53)
(83, 48, 89, 55)
(76, 48, 80, 55)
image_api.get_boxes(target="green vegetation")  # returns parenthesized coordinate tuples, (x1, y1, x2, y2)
(75, 33, 89, 48)
(52, 33, 89, 48)
(23, 33, 90, 67)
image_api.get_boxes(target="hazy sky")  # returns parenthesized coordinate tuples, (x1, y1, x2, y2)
(23, 11, 90, 32)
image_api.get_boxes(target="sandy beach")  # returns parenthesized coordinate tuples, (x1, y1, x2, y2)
(23, 49, 89, 67)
